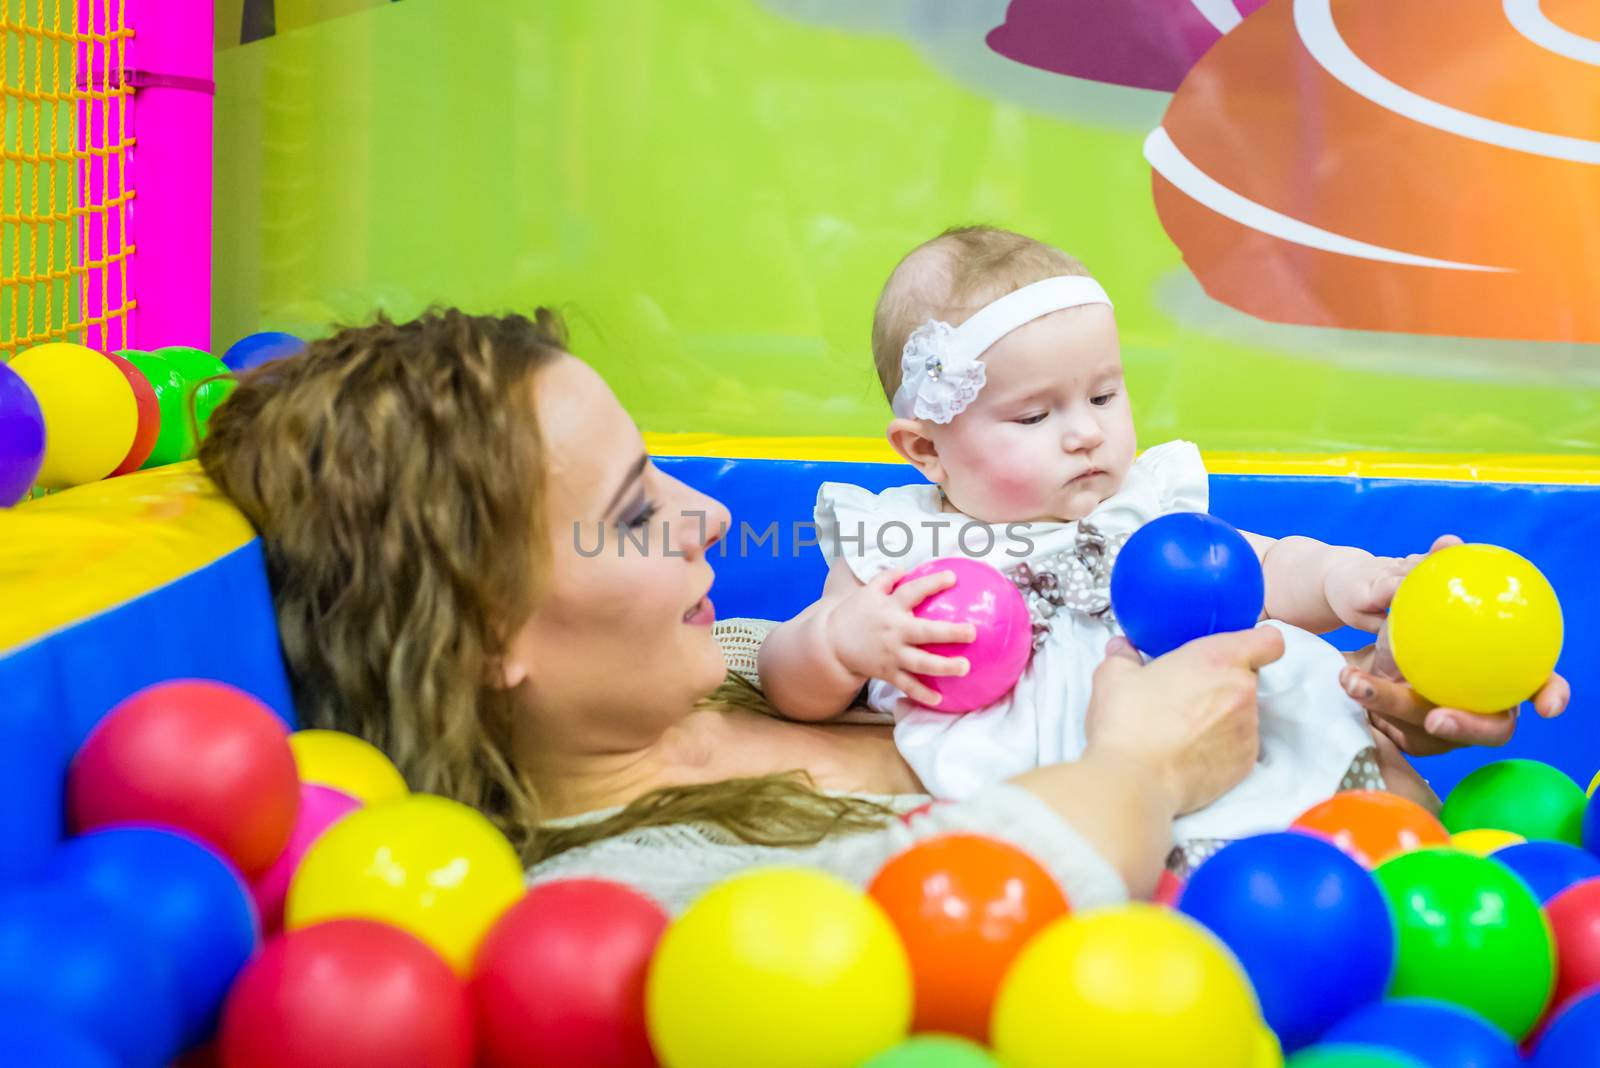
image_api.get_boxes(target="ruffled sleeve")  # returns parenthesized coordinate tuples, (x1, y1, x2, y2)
(1089, 439, 1210, 534)
(813, 480, 944, 583)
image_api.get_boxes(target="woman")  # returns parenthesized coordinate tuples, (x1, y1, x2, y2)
(199, 309, 1567, 911)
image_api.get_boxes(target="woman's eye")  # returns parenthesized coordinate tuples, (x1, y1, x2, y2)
(621, 501, 658, 530)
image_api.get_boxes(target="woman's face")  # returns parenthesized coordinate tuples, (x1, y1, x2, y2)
(500, 355, 730, 752)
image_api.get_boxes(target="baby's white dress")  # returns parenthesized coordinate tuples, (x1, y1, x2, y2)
(813, 440, 1379, 847)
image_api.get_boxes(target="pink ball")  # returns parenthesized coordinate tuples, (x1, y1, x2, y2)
(893, 556, 1032, 714)
(250, 783, 361, 934)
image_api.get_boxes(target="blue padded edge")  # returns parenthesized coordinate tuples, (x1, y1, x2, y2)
(659, 456, 1600, 798)
(0, 539, 295, 881)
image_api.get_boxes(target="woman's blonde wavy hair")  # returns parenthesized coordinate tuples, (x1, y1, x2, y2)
(200, 308, 890, 864)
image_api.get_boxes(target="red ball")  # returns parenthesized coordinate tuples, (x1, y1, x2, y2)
(103, 351, 160, 477)
(472, 880, 666, 1068)
(867, 833, 1070, 1043)
(1548, 877, 1600, 1013)
(220, 919, 474, 1068)
(68, 680, 299, 876)
(1153, 868, 1186, 907)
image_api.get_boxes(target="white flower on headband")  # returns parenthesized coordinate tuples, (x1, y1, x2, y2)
(896, 320, 986, 424)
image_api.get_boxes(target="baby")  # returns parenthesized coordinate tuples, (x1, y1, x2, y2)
(758, 226, 1435, 869)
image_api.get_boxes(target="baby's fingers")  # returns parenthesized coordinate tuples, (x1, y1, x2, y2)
(892, 569, 958, 609)
(912, 618, 977, 647)
(899, 648, 970, 679)
(893, 672, 946, 709)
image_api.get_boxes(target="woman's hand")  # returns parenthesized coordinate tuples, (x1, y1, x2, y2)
(1084, 628, 1286, 816)
(1341, 620, 1570, 755)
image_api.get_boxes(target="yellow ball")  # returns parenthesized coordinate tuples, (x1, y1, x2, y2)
(285, 793, 524, 973)
(1389, 544, 1562, 713)
(646, 867, 911, 1068)
(7, 342, 136, 488)
(1254, 1023, 1284, 1068)
(288, 728, 409, 805)
(1451, 828, 1527, 856)
(991, 904, 1261, 1068)
(1589, 769, 1599, 797)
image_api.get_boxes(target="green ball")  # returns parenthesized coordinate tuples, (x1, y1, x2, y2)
(1441, 759, 1587, 845)
(1373, 848, 1554, 1039)
(120, 347, 235, 469)
(1287, 1045, 1427, 1068)
(860, 1036, 1001, 1068)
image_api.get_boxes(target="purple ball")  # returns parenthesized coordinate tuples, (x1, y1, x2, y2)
(0, 362, 45, 506)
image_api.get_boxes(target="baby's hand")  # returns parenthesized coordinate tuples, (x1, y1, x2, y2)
(823, 568, 976, 708)
(1324, 534, 1463, 632)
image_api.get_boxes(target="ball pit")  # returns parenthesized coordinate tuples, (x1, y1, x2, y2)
(1373, 848, 1555, 1040)
(1176, 832, 1394, 1051)
(1109, 511, 1265, 659)
(867, 833, 1069, 1042)
(1440, 759, 1588, 846)
(892, 557, 1031, 713)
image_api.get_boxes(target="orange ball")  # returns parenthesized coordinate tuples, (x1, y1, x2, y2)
(1291, 790, 1450, 868)
(867, 833, 1069, 1042)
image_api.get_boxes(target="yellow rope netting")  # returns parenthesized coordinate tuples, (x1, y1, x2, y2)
(1, 0, 134, 360)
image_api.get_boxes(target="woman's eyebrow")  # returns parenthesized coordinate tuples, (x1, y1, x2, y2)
(603, 454, 650, 516)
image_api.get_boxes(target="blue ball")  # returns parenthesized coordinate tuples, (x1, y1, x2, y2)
(45, 827, 259, 1048)
(0, 884, 180, 1068)
(1532, 990, 1600, 1066)
(0, 1011, 119, 1068)
(1494, 841, 1600, 904)
(1322, 998, 1520, 1068)
(223, 330, 305, 372)
(1178, 832, 1394, 1051)
(1583, 791, 1600, 857)
(1110, 512, 1265, 658)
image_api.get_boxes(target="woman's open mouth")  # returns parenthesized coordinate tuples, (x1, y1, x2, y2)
(683, 596, 715, 626)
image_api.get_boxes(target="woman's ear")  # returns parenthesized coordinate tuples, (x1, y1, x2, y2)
(488, 630, 533, 691)
(886, 417, 946, 483)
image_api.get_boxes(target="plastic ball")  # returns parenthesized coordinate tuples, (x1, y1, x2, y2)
(250, 783, 361, 934)
(223, 331, 306, 372)
(1530, 989, 1600, 1067)
(1373, 848, 1555, 1039)
(1494, 842, 1600, 904)
(219, 919, 474, 1068)
(103, 351, 160, 476)
(119, 347, 233, 468)
(286, 793, 524, 973)
(45, 827, 259, 1048)
(646, 867, 912, 1068)
(7, 341, 136, 487)
(1321, 998, 1520, 1068)
(1389, 544, 1562, 713)
(0, 360, 46, 506)
(0, 1012, 118, 1068)
(1255, 1025, 1285, 1068)
(0, 884, 181, 1068)
(866, 833, 1069, 1042)
(1546, 878, 1600, 1014)
(1585, 791, 1600, 856)
(1288, 1048, 1427, 1068)
(990, 903, 1261, 1068)
(1177, 832, 1395, 1051)
(153, 346, 235, 453)
(1588, 770, 1599, 797)
(1291, 791, 1450, 868)
(1449, 828, 1526, 856)
(1110, 512, 1265, 658)
(472, 879, 666, 1068)
(860, 1035, 1002, 1067)
(288, 728, 409, 805)
(68, 680, 299, 876)
(893, 557, 1031, 713)
(1440, 759, 1587, 846)
(1152, 868, 1186, 906)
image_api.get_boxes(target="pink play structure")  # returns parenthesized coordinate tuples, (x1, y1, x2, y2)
(76, 0, 213, 352)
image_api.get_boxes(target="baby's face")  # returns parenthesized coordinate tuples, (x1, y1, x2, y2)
(930, 304, 1135, 523)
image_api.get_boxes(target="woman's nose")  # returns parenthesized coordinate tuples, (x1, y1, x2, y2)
(672, 489, 729, 558)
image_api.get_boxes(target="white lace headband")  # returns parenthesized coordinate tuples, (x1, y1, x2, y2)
(890, 275, 1114, 423)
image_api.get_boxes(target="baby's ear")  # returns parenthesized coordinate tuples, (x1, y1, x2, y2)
(886, 418, 945, 482)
